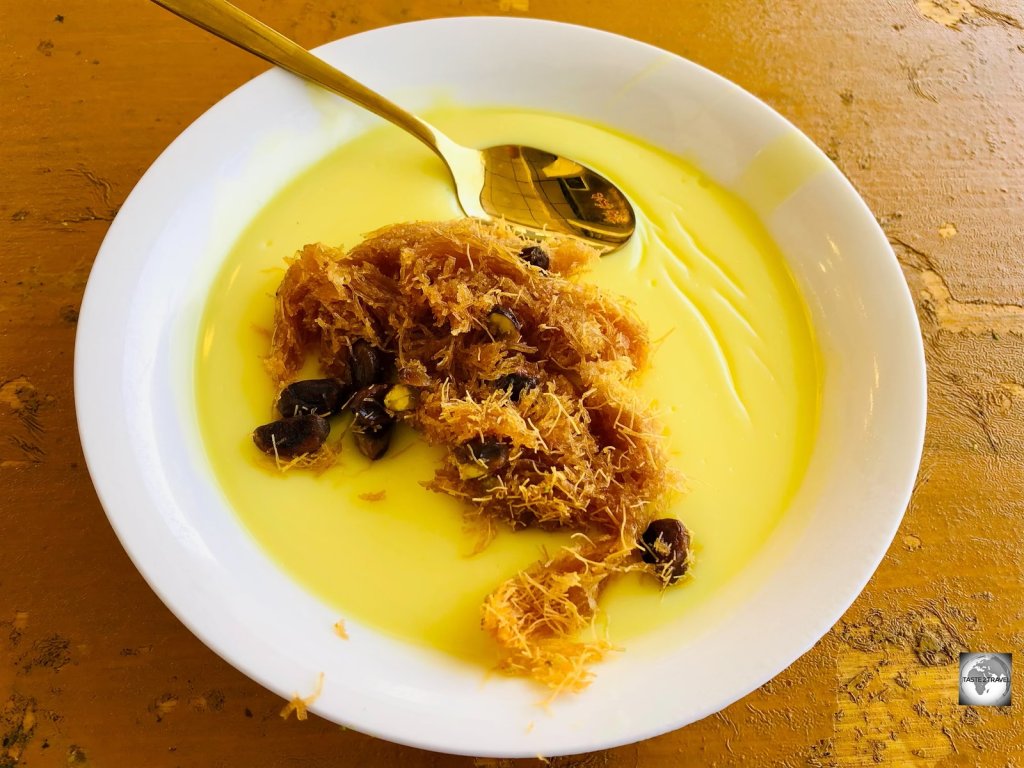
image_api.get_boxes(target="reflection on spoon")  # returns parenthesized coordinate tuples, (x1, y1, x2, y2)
(151, 0, 637, 253)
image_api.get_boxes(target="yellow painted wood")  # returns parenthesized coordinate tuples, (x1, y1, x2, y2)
(1, 0, 1022, 764)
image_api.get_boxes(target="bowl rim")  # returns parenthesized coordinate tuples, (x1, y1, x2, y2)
(74, 15, 926, 757)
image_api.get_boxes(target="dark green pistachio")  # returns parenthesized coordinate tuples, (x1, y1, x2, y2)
(349, 384, 389, 410)
(253, 415, 330, 458)
(638, 518, 691, 585)
(486, 306, 522, 338)
(277, 378, 350, 418)
(351, 340, 385, 389)
(352, 395, 395, 460)
(383, 383, 418, 413)
(494, 371, 539, 402)
(455, 437, 510, 480)
(518, 244, 550, 271)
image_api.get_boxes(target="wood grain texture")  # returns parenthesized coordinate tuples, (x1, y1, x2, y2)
(2, 0, 1022, 765)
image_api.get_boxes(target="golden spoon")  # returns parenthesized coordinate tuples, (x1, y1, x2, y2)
(151, 0, 635, 254)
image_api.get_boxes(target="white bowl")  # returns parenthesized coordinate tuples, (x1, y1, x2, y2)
(74, 17, 925, 758)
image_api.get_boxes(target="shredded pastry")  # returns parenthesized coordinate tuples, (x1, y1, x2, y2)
(280, 672, 325, 721)
(261, 219, 688, 690)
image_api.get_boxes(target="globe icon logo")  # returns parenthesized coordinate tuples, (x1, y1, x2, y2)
(959, 653, 1011, 706)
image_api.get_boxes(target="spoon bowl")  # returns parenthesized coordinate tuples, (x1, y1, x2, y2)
(152, 0, 636, 253)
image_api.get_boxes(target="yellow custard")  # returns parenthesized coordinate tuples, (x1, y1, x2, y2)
(195, 108, 819, 665)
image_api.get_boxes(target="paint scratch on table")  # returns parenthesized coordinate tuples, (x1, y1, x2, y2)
(891, 237, 1024, 335)
(819, 600, 995, 765)
(915, 0, 1022, 30)
(0, 695, 37, 766)
(17, 634, 71, 674)
(151, 694, 178, 722)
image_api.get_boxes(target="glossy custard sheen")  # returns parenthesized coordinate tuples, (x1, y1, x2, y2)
(196, 108, 820, 665)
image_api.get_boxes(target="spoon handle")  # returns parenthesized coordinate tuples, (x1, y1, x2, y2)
(151, 0, 445, 157)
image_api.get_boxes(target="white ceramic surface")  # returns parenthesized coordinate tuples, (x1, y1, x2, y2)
(74, 17, 926, 758)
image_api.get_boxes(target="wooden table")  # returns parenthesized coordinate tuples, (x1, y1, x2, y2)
(2, 0, 1022, 764)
